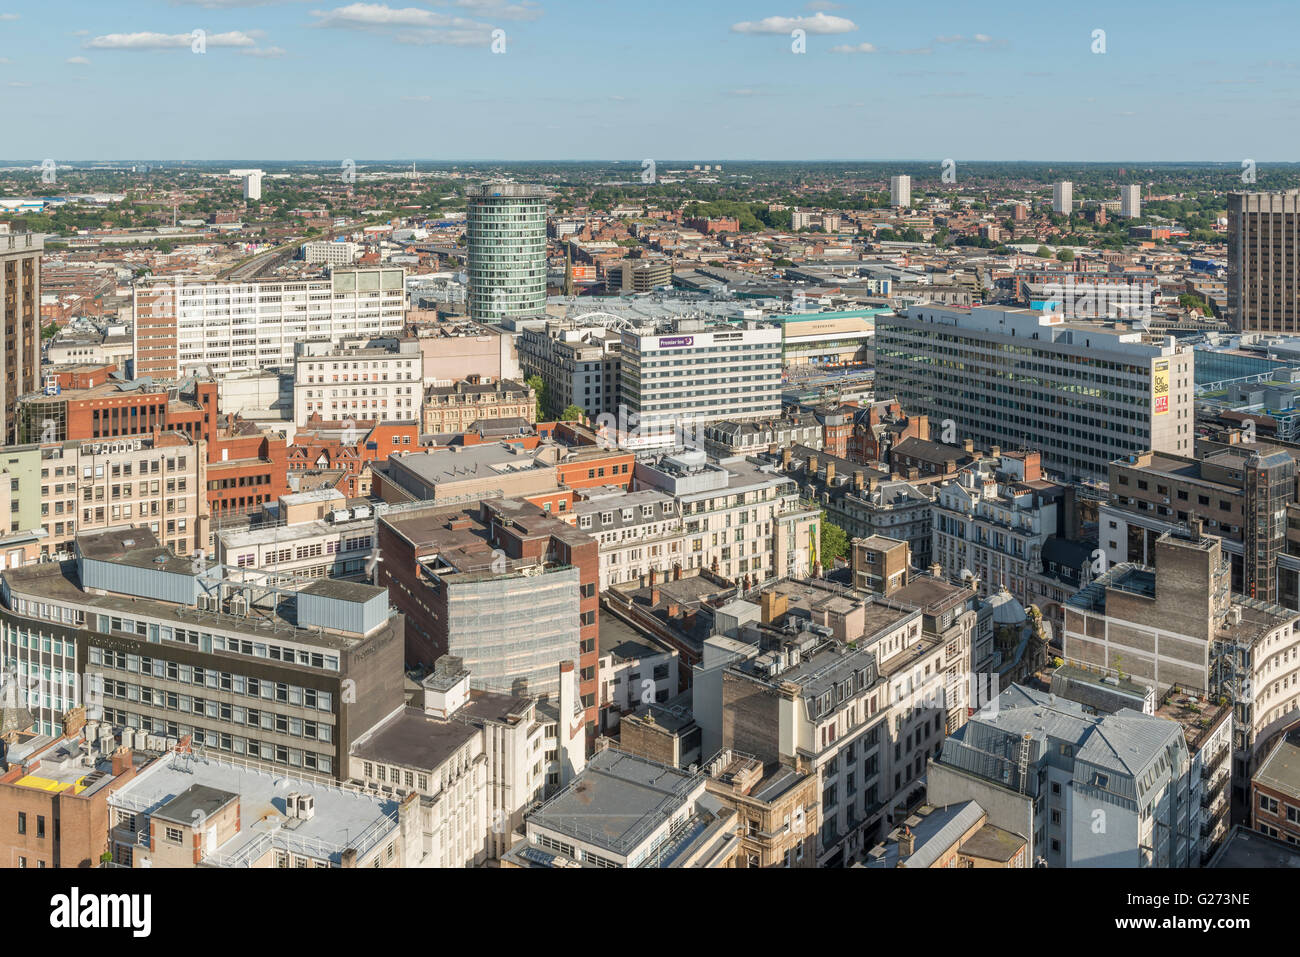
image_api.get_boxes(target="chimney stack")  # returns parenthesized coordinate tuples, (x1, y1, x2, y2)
(963, 438, 974, 453)
(782, 447, 792, 470)
(825, 463, 835, 485)
(854, 470, 864, 490)
(929, 563, 943, 578)
(898, 826, 916, 859)
(673, 564, 682, 581)
(111, 746, 132, 777)
(808, 454, 819, 475)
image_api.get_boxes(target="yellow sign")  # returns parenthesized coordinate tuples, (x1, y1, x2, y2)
(1153, 360, 1169, 415)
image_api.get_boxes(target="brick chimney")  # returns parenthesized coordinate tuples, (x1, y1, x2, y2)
(825, 463, 835, 485)
(808, 454, 819, 476)
(782, 448, 792, 470)
(898, 826, 916, 860)
(111, 746, 132, 776)
(854, 470, 864, 490)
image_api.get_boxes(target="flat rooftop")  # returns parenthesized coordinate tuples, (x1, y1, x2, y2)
(350, 706, 479, 772)
(1254, 734, 1300, 798)
(1210, 825, 1300, 868)
(110, 752, 400, 866)
(526, 748, 700, 855)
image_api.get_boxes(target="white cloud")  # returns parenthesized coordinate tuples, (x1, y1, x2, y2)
(805, 1, 845, 9)
(240, 45, 286, 56)
(311, 4, 507, 45)
(9, 80, 30, 86)
(85, 30, 258, 50)
(730, 12, 856, 35)
(451, 0, 542, 20)
(0, 13, 20, 21)
(401, 93, 433, 101)
(66, 55, 91, 64)
(831, 42, 876, 54)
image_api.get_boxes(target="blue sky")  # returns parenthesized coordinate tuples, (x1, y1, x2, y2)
(1, 0, 1298, 161)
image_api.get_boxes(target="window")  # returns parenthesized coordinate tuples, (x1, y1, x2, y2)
(165, 826, 184, 845)
(36, 816, 44, 839)
(17, 812, 25, 835)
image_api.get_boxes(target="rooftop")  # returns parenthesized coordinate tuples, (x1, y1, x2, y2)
(524, 748, 703, 856)
(109, 751, 400, 867)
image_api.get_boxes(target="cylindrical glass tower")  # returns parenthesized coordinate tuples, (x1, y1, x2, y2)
(467, 183, 547, 324)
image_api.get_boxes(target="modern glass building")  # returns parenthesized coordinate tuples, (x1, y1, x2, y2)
(467, 183, 547, 324)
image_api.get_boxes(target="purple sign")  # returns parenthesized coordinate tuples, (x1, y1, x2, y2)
(656, 335, 694, 348)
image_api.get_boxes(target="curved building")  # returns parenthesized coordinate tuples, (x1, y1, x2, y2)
(467, 183, 547, 324)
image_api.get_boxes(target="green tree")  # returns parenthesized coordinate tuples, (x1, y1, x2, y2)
(526, 375, 548, 419)
(560, 404, 586, 422)
(1056, 248, 1075, 262)
(1035, 245, 1053, 258)
(819, 512, 850, 565)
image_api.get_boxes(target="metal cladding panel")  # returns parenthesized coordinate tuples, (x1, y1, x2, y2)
(298, 589, 387, 636)
(79, 557, 199, 605)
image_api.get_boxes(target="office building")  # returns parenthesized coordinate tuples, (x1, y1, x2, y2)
(1052, 181, 1073, 215)
(0, 526, 404, 774)
(106, 748, 420, 868)
(1252, 728, 1300, 846)
(931, 685, 1196, 867)
(293, 337, 423, 425)
(422, 376, 535, 435)
(375, 498, 601, 737)
(865, 801, 1028, 868)
(302, 240, 360, 265)
(701, 572, 976, 865)
(1064, 525, 1300, 817)
(890, 175, 911, 209)
(215, 489, 374, 582)
(467, 183, 547, 324)
(347, 655, 586, 865)
(1120, 184, 1141, 219)
(617, 319, 783, 451)
(931, 450, 1066, 606)
(502, 747, 741, 868)
(875, 304, 1195, 483)
(1228, 190, 1300, 334)
(1100, 441, 1298, 606)
(516, 319, 622, 421)
(1, 233, 41, 445)
(703, 749, 821, 868)
(133, 268, 407, 380)
(241, 170, 263, 202)
(633, 450, 819, 584)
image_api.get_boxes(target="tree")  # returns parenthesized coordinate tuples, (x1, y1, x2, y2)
(1056, 248, 1075, 262)
(1035, 245, 1053, 258)
(526, 375, 548, 419)
(559, 404, 586, 422)
(819, 513, 850, 565)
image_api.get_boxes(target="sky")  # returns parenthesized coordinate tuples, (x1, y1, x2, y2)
(1, 0, 1298, 162)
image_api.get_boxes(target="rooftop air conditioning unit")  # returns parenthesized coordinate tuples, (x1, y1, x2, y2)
(296, 794, 315, 820)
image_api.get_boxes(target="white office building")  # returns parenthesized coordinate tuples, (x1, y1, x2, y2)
(1120, 185, 1142, 219)
(890, 175, 912, 209)
(293, 337, 423, 424)
(875, 304, 1195, 484)
(133, 268, 407, 380)
(615, 319, 782, 451)
(1052, 181, 1073, 215)
(303, 240, 360, 265)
